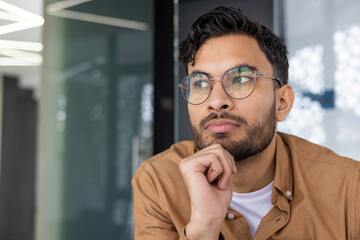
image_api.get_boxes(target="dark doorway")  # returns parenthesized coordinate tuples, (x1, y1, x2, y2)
(0, 76, 37, 240)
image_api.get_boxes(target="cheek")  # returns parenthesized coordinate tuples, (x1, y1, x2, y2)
(233, 93, 274, 120)
(188, 106, 201, 126)
(250, 85, 275, 107)
(188, 106, 211, 130)
(233, 97, 259, 115)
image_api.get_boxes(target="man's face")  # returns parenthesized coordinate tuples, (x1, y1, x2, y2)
(188, 34, 278, 161)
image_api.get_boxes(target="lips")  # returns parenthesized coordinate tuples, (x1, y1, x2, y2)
(204, 119, 240, 134)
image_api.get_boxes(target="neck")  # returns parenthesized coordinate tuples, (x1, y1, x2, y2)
(230, 134, 277, 193)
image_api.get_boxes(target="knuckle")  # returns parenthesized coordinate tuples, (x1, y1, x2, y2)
(208, 152, 218, 159)
(212, 166, 222, 174)
(202, 152, 219, 162)
(220, 148, 227, 155)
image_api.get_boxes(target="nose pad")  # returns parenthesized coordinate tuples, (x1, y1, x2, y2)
(209, 78, 225, 94)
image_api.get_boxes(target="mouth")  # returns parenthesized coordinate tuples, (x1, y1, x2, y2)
(204, 119, 240, 134)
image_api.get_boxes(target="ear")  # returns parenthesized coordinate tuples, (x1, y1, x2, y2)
(275, 85, 295, 122)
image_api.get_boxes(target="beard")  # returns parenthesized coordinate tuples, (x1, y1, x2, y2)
(190, 100, 277, 162)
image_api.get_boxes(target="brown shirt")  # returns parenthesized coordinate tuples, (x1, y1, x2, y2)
(132, 132, 360, 239)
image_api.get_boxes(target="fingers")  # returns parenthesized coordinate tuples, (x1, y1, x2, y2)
(179, 143, 236, 190)
(179, 144, 236, 236)
(205, 145, 236, 190)
(206, 158, 223, 183)
(207, 144, 237, 173)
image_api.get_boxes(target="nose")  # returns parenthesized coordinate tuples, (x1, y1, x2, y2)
(207, 80, 234, 112)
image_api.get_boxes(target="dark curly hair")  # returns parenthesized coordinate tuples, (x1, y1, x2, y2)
(179, 6, 289, 85)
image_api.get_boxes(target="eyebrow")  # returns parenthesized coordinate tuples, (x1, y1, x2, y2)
(190, 64, 260, 77)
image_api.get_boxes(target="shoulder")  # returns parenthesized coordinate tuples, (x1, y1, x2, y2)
(132, 140, 196, 182)
(132, 141, 194, 214)
(278, 132, 360, 172)
(278, 132, 360, 237)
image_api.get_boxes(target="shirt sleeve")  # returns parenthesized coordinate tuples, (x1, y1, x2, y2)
(132, 167, 188, 240)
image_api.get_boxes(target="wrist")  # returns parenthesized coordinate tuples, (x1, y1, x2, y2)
(185, 219, 222, 240)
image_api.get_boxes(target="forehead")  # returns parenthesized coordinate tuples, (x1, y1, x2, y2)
(188, 34, 272, 76)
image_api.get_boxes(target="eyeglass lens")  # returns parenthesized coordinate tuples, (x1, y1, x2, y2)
(180, 67, 256, 104)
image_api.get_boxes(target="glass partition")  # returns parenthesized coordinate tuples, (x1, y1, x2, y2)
(37, 1, 153, 240)
(277, 0, 360, 160)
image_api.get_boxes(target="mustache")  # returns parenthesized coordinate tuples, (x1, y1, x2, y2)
(199, 112, 248, 129)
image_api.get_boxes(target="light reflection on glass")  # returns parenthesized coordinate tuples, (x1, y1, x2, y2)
(334, 26, 360, 116)
(56, 94, 67, 132)
(140, 83, 154, 139)
(289, 45, 325, 94)
(278, 91, 326, 145)
(90, 104, 104, 122)
(336, 116, 360, 143)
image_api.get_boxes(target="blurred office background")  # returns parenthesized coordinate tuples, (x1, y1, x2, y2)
(0, 0, 358, 239)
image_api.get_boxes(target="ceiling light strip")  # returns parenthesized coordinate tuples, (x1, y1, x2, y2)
(0, 20, 43, 35)
(50, 9, 148, 31)
(46, 0, 92, 13)
(0, 48, 42, 64)
(0, 40, 43, 51)
(0, 57, 41, 66)
(0, 1, 43, 20)
(0, 10, 23, 21)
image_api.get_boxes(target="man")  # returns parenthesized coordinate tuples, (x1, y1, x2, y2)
(132, 6, 360, 240)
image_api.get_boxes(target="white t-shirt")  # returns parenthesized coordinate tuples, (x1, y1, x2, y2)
(229, 181, 274, 237)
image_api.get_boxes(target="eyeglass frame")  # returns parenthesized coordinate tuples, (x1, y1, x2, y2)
(178, 66, 283, 105)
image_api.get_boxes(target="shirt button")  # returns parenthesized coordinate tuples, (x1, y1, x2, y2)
(227, 213, 235, 220)
(286, 190, 292, 197)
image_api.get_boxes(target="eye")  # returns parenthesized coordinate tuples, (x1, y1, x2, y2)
(192, 79, 209, 88)
(232, 75, 253, 85)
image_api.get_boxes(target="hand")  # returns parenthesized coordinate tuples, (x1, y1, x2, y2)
(179, 144, 237, 240)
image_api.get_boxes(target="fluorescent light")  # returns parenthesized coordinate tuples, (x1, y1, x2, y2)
(0, 57, 41, 66)
(46, 0, 149, 31)
(50, 10, 148, 31)
(0, 40, 43, 51)
(0, 48, 42, 64)
(46, 0, 92, 13)
(0, 1, 42, 20)
(0, 10, 23, 21)
(0, 1, 44, 35)
(0, 20, 44, 35)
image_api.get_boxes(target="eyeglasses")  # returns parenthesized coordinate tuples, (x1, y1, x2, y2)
(178, 66, 282, 105)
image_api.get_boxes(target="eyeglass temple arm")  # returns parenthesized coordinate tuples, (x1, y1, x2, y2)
(178, 84, 186, 89)
(255, 73, 282, 87)
(272, 77, 282, 87)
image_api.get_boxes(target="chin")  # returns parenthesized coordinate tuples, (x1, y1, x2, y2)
(202, 132, 238, 148)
